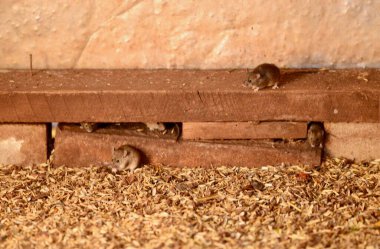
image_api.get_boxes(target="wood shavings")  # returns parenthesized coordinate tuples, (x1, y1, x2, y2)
(0, 158, 379, 248)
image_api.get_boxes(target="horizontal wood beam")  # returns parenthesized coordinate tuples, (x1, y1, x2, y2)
(182, 122, 307, 140)
(324, 123, 380, 161)
(53, 125, 321, 168)
(0, 69, 379, 122)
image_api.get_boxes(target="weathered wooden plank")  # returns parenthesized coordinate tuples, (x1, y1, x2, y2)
(53, 125, 321, 168)
(182, 122, 307, 140)
(0, 69, 379, 122)
(325, 123, 380, 161)
(0, 94, 19, 122)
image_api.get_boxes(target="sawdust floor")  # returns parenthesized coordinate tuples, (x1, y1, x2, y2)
(0, 158, 379, 249)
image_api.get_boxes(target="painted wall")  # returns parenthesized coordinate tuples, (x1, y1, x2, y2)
(0, 0, 379, 69)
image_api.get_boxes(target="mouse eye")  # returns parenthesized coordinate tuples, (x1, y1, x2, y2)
(116, 159, 120, 163)
(247, 79, 251, 83)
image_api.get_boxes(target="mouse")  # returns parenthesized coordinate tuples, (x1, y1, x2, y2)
(80, 122, 98, 133)
(173, 123, 181, 142)
(111, 145, 141, 173)
(165, 123, 181, 141)
(307, 123, 325, 148)
(245, 63, 281, 91)
(145, 122, 166, 131)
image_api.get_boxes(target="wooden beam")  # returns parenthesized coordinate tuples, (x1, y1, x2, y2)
(324, 123, 380, 161)
(0, 69, 379, 122)
(53, 125, 321, 168)
(182, 122, 307, 140)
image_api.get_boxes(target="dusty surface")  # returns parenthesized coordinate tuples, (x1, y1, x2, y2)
(0, 1, 379, 69)
(1, 69, 380, 92)
(53, 124, 321, 168)
(0, 69, 379, 122)
(0, 158, 379, 248)
(0, 124, 47, 165)
(325, 123, 380, 161)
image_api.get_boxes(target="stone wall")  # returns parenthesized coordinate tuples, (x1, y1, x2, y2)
(1, 0, 379, 69)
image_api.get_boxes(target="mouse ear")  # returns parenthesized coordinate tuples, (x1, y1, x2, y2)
(123, 149, 131, 157)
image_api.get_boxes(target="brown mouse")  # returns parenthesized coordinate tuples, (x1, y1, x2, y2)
(80, 122, 98, 133)
(111, 145, 141, 173)
(145, 122, 166, 131)
(246, 63, 280, 91)
(307, 123, 325, 148)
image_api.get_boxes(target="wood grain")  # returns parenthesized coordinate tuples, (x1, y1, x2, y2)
(182, 122, 307, 140)
(0, 69, 379, 122)
(53, 124, 321, 168)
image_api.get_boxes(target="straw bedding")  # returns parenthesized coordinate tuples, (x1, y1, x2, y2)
(0, 158, 379, 248)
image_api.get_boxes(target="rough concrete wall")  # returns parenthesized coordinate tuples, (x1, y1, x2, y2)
(0, 0, 379, 69)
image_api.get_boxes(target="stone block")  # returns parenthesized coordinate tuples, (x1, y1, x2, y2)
(0, 124, 48, 166)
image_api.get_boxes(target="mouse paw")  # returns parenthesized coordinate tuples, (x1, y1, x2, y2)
(253, 87, 260, 92)
(272, 83, 279, 90)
